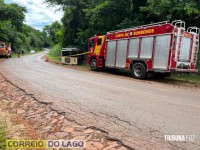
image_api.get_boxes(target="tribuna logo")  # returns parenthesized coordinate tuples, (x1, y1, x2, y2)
(164, 135, 195, 142)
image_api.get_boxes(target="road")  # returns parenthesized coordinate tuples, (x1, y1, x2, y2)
(0, 52, 200, 150)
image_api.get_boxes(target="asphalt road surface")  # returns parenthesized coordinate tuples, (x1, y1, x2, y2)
(0, 52, 200, 150)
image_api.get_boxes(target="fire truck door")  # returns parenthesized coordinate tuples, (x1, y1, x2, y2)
(105, 41, 116, 67)
(153, 35, 171, 70)
(180, 37, 191, 62)
(94, 36, 105, 56)
(116, 40, 128, 68)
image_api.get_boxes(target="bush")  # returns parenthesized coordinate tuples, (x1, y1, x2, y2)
(0, 121, 6, 149)
(49, 44, 61, 57)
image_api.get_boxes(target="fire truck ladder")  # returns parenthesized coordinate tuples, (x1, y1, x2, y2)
(107, 20, 186, 34)
(176, 34, 184, 61)
(188, 27, 200, 63)
(107, 21, 169, 34)
(172, 20, 186, 61)
(187, 27, 200, 34)
(171, 20, 185, 28)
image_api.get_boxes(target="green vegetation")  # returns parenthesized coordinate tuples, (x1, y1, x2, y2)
(49, 44, 61, 58)
(43, 21, 63, 47)
(169, 73, 200, 85)
(44, 0, 200, 68)
(48, 44, 61, 63)
(0, 0, 48, 53)
(49, 57, 61, 64)
(0, 121, 6, 149)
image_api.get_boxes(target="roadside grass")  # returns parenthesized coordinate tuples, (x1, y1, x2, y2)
(78, 63, 89, 68)
(48, 44, 62, 63)
(0, 121, 6, 149)
(168, 73, 200, 85)
(49, 44, 61, 58)
(48, 57, 61, 63)
(11, 53, 29, 58)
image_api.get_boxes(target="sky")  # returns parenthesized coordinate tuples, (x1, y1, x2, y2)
(5, 0, 64, 31)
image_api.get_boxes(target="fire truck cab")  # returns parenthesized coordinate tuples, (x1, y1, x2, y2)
(87, 20, 199, 79)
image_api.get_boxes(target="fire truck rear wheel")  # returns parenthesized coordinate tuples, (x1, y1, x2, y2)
(132, 62, 147, 79)
(90, 59, 98, 71)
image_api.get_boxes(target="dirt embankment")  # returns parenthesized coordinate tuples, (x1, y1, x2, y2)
(0, 101, 40, 150)
(0, 73, 131, 150)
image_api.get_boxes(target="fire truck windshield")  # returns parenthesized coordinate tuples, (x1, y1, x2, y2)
(89, 39, 94, 48)
(0, 44, 5, 48)
(97, 38, 102, 46)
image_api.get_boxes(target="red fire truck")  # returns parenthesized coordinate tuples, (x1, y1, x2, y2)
(87, 20, 199, 79)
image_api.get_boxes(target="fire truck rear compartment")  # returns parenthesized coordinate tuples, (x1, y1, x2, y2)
(105, 34, 172, 71)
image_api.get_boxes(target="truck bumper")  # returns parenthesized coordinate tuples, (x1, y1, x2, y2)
(0, 52, 8, 56)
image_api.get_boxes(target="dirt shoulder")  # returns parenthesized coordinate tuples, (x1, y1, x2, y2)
(0, 73, 130, 150)
(0, 100, 41, 150)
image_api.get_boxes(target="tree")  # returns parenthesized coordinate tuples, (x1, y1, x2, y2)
(43, 21, 63, 46)
(0, 0, 46, 52)
(0, 0, 26, 30)
(44, 0, 148, 48)
(141, 0, 200, 27)
(45, 0, 88, 47)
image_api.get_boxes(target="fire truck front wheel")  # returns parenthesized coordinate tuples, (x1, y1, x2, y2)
(132, 62, 147, 79)
(90, 59, 98, 71)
